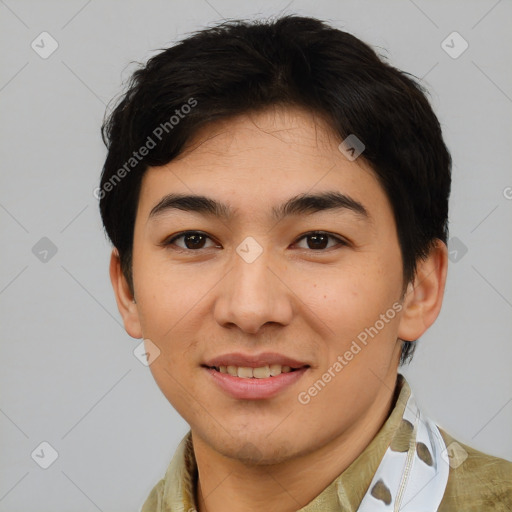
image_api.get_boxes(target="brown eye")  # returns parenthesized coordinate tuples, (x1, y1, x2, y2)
(164, 231, 217, 250)
(295, 231, 347, 250)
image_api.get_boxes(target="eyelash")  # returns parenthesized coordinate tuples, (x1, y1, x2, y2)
(161, 230, 349, 252)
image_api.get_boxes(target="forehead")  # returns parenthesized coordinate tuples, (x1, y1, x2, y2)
(136, 106, 392, 226)
(180, 106, 339, 157)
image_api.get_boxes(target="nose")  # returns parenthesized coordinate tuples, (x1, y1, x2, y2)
(213, 243, 293, 334)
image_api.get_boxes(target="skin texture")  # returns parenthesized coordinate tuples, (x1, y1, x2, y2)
(110, 106, 448, 512)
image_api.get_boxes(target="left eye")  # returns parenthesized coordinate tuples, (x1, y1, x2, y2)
(294, 231, 346, 250)
(162, 231, 346, 251)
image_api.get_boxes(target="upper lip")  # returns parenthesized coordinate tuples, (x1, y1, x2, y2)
(203, 352, 310, 369)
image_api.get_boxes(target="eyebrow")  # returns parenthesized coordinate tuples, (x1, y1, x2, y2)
(148, 191, 369, 222)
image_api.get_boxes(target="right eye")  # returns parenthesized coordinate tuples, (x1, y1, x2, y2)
(162, 231, 220, 251)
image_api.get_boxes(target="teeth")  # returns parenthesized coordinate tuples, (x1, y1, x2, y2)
(253, 365, 270, 378)
(216, 364, 296, 378)
(237, 366, 253, 378)
(270, 364, 282, 376)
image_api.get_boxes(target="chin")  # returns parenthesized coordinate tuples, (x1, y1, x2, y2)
(228, 439, 297, 466)
(199, 424, 300, 465)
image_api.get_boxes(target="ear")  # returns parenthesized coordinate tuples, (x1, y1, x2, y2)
(397, 240, 448, 342)
(109, 248, 143, 339)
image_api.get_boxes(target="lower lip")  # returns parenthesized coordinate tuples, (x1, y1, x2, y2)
(204, 367, 309, 400)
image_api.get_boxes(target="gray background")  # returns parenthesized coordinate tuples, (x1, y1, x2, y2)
(1, 0, 511, 511)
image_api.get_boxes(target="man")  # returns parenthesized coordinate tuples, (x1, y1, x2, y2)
(98, 15, 511, 512)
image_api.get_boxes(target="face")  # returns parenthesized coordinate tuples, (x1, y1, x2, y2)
(125, 106, 409, 464)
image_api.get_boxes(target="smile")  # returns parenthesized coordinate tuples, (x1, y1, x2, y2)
(203, 365, 309, 400)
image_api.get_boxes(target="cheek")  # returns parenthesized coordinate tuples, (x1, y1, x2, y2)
(304, 262, 400, 331)
(147, 359, 205, 428)
(133, 250, 202, 337)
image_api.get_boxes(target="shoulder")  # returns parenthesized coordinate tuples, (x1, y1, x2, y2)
(140, 478, 165, 512)
(438, 428, 512, 512)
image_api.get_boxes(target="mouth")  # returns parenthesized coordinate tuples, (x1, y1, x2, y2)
(201, 352, 311, 400)
(201, 353, 311, 400)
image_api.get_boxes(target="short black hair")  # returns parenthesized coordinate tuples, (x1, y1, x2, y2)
(99, 15, 451, 365)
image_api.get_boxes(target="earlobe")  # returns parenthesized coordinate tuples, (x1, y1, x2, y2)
(397, 240, 448, 342)
(109, 249, 143, 339)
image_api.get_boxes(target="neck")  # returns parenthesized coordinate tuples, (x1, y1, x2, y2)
(193, 375, 399, 512)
